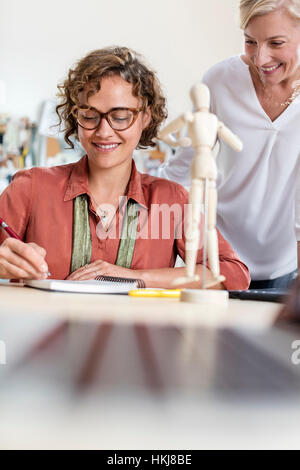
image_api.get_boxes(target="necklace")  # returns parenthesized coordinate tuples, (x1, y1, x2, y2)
(89, 193, 108, 222)
(279, 80, 300, 107)
(89, 187, 128, 227)
(260, 78, 300, 108)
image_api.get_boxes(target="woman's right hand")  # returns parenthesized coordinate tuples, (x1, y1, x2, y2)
(0, 238, 49, 280)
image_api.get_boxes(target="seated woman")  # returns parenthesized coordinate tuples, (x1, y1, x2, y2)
(0, 46, 250, 290)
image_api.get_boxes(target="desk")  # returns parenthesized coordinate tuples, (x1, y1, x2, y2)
(1, 284, 300, 449)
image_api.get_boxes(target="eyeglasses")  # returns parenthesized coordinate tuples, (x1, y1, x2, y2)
(73, 105, 142, 131)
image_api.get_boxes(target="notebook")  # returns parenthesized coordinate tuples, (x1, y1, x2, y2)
(25, 275, 145, 294)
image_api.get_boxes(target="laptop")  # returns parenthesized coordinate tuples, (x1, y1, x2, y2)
(228, 288, 288, 303)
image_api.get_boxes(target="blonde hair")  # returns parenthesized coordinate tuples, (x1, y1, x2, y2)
(240, 0, 300, 29)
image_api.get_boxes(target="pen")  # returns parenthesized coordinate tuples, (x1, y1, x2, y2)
(129, 289, 182, 298)
(0, 216, 22, 240)
(0, 216, 51, 276)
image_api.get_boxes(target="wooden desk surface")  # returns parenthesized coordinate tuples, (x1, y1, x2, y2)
(0, 283, 281, 329)
(1, 284, 299, 450)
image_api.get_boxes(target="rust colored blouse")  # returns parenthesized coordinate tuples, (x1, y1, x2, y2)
(0, 156, 250, 289)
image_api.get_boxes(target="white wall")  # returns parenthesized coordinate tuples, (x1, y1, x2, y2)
(1, 0, 243, 122)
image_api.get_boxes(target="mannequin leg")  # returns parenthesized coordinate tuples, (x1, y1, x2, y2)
(207, 181, 225, 285)
(185, 178, 203, 278)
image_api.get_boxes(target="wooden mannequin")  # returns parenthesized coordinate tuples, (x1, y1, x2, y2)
(158, 83, 243, 300)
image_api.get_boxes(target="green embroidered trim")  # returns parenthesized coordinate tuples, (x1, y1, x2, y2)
(116, 199, 139, 268)
(70, 194, 92, 274)
(70, 195, 139, 273)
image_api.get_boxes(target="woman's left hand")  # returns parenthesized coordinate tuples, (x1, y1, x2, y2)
(66, 260, 136, 281)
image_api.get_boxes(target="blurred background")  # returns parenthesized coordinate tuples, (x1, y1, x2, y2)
(0, 0, 243, 186)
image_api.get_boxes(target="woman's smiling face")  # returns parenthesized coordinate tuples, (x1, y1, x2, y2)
(244, 8, 300, 85)
(77, 75, 151, 171)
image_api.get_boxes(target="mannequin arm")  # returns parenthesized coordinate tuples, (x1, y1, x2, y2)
(158, 113, 192, 147)
(217, 121, 243, 152)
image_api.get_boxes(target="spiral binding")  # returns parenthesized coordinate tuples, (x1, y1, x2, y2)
(94, 275, 145, 289)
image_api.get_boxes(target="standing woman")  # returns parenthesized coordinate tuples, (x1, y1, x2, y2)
(159, 0, 300, 288)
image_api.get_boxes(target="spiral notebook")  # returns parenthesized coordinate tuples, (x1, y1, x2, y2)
(25, 275, 145, 294)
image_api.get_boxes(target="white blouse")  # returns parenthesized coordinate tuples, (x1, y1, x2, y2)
(158, 56, 300, 280)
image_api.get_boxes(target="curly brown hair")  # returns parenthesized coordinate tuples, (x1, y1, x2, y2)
(56, 46, 168, 149)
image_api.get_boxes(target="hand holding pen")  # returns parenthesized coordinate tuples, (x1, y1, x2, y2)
(0, 216, 50, 280)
